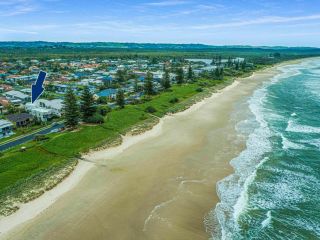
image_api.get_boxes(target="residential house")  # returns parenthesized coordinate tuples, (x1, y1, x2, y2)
(0, 120, 13, 138)
(96, 89, 117, 99)
(38, 99, 63, 117)
(6, 75, 36, 84)
(25, 98, 63, 121)
(7, 113, 33, 127)
(54, 84, 68, 93)
(0, 97, 10, 112)
(0, 84, 13, 92)
(5, 90, 30, 103)
(29, 107, 52, 122)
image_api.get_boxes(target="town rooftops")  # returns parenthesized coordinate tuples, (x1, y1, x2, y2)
(5, 90, 29, 100)
(97, 89, 117, 97)
(0, 119, 13, 128)
(39, 99, 63, 110)
(7, 113, 33, 123)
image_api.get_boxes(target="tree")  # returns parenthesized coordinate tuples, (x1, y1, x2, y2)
(215, 67, 220, 79)
(241, 60, 247, 70)
(187, 65, 194, 81)
(219, 68, 224, 80)
(218, 55, 222, 66)
(176, 68, 184, 84)
(7, 104, 20, 114)
(97, 96, 108, 104)
(97, 105, 111, 116)
(144, 71, 154, 95)
(235, 61, 240, 70)
(116, 70, 125, 83)
(214, 67, 224, 80)
(227, 57, 232, 67)
(134, 78, 140, 92)
(116, 90, 125, 108)
(161, 70, 171, 90)
(63, 87, 80, 128)
(80, 86, 96, 121)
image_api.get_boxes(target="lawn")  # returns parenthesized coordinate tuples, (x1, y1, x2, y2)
(0, 147, 69, 195)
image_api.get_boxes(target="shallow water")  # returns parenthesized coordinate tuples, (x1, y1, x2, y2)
(212, 58, 320, 239)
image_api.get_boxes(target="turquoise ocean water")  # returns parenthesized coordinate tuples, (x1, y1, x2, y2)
(210, 58, 320, 239)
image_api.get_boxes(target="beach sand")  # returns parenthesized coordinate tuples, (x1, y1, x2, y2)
(0, 67, 279, 240)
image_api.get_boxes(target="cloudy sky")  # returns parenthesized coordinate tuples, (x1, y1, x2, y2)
(0, 0, 320, 46)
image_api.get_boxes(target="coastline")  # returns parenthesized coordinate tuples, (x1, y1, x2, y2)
(0, 60, 303, 239)
(0, 79, 239, 237)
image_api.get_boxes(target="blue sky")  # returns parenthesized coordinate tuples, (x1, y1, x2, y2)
(0, 0, 320, 46)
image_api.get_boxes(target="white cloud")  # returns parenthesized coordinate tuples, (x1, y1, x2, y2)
(0, 26, 37, 34)
(0, 0, 37, 16)
(191, 14, 320, 29)
(145, 0, 190, 7)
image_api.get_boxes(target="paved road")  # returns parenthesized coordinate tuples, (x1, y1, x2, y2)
(0, 122, 64, 151)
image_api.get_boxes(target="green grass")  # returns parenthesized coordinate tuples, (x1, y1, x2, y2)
(138, 84, 199, 117)
(0, 147, 69, 195)
(41, 126, 117, 157)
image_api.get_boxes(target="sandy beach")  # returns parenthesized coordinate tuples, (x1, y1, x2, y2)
(0, 66, 281, 240)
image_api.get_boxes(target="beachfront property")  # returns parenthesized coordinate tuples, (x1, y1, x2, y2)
(38, 99, 63, 117)
(0, 119, 14, 138)
(25, 99, 63, 121)
(27, 107, 53, 122)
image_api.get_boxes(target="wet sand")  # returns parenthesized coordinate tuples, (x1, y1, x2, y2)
(1, 68, 279, 240)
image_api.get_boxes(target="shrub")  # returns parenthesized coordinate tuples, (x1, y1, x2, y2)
(98, 105, 112, 116)
(145, 106, 157, 113)
(139, 113, 148, 120)
(169, 97, 179, 104)
(196, 87, 203, 92)
(97, 96, 108, 104)
(87, 113, 105, 124)
(34, 134, 49, 142)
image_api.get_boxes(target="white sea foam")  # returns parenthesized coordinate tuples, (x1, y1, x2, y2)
(286, 120, 320, 134)
(213, 80, 274, 239)
(210, 62, 312, 239)
(307, 139, 320, 148)
(248, 166, 320, 211)
(143, 198, 176, 232)
(281, 134, 306, 150)
(261, 211, 272, 228)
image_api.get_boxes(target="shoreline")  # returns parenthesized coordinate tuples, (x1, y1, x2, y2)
(211, 57, 320, 239)
(0, 59, 306, 239)
(0, 79, 239, 237)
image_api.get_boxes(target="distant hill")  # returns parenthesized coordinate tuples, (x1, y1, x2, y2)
(0, 41, 319, 52)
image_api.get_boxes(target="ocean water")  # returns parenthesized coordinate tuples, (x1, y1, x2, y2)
(210, 58, 320, 239)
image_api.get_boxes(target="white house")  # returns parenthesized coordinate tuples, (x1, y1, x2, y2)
(25, 99, 63, 121)
(31, 108, 53, 122)
(0, 120, 13, 138)
(38, 99, 63, 117)
(5, 90, 30, 103)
